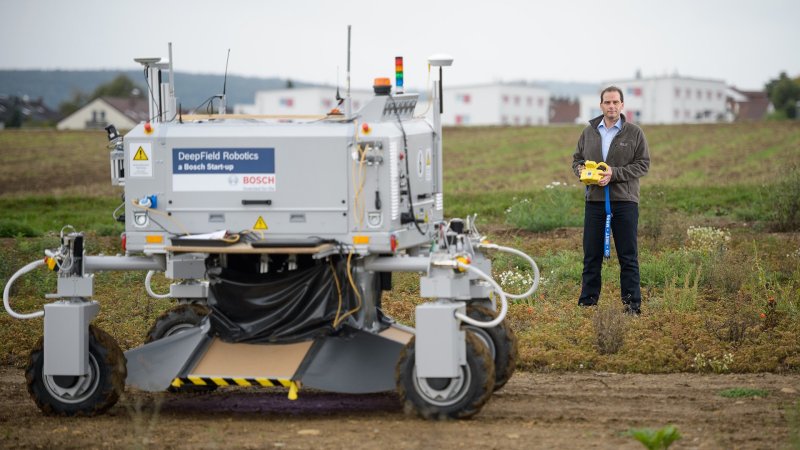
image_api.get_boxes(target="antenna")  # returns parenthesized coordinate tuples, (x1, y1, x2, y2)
(336, 66, 343, 106)
(345, 25, 352, 118)
(219, 49, 230, 114)
(168, 43, 175, 98)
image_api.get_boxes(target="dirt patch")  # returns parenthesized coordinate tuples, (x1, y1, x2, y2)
(0, 367, 796, 449)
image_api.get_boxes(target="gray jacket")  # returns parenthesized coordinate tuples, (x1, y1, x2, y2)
(571, 114, 650, 203)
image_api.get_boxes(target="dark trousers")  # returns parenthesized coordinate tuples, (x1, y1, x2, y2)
(578, 201, 641, 308)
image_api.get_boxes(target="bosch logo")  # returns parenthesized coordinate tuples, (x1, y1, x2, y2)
(243, 176, 275, 185)
(228, 175, 239, 186)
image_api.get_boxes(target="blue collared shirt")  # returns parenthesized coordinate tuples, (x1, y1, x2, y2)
(597, 118, 622, 162)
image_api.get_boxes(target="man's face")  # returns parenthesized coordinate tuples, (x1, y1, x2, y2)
(600, 91, 623, 122)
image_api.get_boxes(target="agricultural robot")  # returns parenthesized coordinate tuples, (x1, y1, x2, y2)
(3, 35, 539, 419)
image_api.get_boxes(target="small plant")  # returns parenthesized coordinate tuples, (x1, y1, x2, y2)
(685, 226, 730, 253)
(772, 164, 800, 231)
(693, 352, 734, 373)
(627, 424, 682, 450)
(592, 305, 627, 355)
(497, 269, 535, 297)
(718, 387, 769, 398)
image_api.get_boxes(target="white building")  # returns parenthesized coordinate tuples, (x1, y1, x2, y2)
(234, 87, 376, 116)
(578, 76, 728, 125)
(57, 97, 149, 130)
(442, 83, 550, 126)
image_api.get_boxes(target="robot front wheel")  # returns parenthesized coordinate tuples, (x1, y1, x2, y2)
(396, 331, 495, 420)
(26, 325, 126, 416)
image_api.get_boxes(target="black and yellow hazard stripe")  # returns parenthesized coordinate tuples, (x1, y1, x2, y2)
(171, 376, 300, 399)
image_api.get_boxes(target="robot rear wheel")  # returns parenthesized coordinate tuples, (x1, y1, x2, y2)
(145, 304, 216, 393)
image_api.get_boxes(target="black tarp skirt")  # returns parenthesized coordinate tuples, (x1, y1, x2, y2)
(207, 258, 358, 344)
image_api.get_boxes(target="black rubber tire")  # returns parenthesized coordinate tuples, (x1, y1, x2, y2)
(144, 304, 216, 393)
(26, 325, 126, 417)
(464, 305, 519, 391)
(144, 303, 210, 343)
(396, 331, 495, 420)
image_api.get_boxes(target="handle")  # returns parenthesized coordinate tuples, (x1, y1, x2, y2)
(242, 199, 272, 206)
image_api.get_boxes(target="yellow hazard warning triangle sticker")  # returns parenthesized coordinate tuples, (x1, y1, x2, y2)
(133, 146, 149, 161)
(253, 216, 268, 230)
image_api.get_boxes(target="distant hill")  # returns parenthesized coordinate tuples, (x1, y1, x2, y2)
(0, 70, 601, 119)
(0, 70, 316, 113)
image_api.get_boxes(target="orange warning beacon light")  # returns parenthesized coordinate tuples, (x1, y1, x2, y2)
(373, 77, 391, 96)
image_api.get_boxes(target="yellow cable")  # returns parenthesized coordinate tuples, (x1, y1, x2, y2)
(354, 143, 367, 228)
(329, 258, 344, 327)
(414, 63, 433, 118)
(335, 250, 363, 327)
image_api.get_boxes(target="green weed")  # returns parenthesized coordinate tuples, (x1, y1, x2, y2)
(718, 387, 769, 398)
(627, 425, 682, 450)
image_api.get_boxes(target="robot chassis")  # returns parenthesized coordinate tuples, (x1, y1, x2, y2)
(3, 44, 539, 420)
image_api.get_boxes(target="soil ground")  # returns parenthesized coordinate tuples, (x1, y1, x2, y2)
(0, 367, 797, 449)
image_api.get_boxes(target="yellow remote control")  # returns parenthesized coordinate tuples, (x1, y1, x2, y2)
(580, 161, 609, 185)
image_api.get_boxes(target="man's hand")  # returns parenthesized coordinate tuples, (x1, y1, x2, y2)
(598, 166, 612, 186)
(577, 164, 585, 177)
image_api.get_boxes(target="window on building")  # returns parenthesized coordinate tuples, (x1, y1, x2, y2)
(514, 96, 520, 105)
(100, 110, 106, 121)
(514, 116, 520, 125)
(502, 95, 509, 104)
(686, 88, 691, 98)
(696, 89, 702, 99)
(537, 98, 544, 107)
(526, 97, 532, 106)
(717, 91, 723, 100)
(675, 88, 680, 98)
(684, 110, 690, 118)
(674, 109, 679, 119)
(501, 115, 509, 125)
(706, 90, 711, 100)
(525, 117, 532, 125)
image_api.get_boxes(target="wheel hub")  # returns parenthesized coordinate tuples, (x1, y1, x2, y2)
(43, 354, 101, 404)
(412, 365, 472, 407)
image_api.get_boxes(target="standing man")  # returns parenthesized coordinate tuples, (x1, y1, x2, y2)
(572, 86, 650, 315)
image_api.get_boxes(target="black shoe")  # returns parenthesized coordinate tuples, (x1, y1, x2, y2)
(623, 304, 641, 316)
(621, 294, 641, 315)
(578, 297, 598, 307)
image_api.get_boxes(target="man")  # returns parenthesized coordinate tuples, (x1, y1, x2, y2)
(572, 86, 650, 314)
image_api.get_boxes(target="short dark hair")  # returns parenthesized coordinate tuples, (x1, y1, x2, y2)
(600, 86, 624, 103)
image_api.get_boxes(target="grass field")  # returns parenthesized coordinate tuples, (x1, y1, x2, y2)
(0, 123, 799, 373)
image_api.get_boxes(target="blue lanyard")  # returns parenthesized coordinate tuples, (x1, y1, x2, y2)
(604, 186, 612, 259)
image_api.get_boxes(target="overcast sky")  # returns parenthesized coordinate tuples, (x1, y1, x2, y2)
(1, 0, 797, 91)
